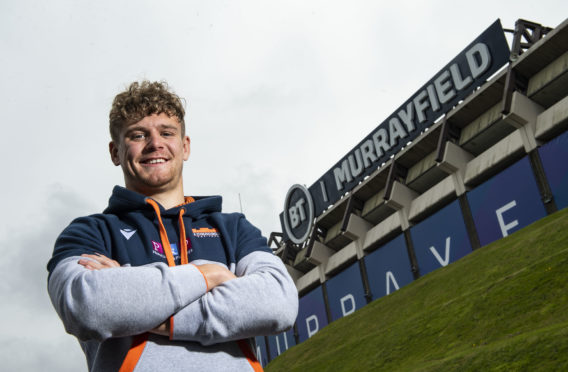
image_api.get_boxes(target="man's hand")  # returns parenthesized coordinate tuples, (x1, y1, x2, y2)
(78, 253, 120, 270)
(195, 263, 237, 290)
(148, 265, 236, 338)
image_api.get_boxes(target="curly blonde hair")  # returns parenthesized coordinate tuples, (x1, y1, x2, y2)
(109, 81, 186, 142)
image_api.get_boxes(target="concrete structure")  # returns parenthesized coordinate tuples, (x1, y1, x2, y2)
(260, 18, 568, 365)
(274, 17, 568, 296)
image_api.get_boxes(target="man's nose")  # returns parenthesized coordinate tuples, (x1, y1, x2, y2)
(144, 132, 164, 151)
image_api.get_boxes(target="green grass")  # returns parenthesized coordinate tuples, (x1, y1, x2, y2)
(266, 208, 568, 372)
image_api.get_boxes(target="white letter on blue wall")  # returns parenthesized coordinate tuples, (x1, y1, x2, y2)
(306, 315, 319, 338)
(340, 294, 356, 316)
(386, 271, 400, 295)
(429, 237, 451, 266)
(275, 334, 289, 355)
(496, 200, 519, 237)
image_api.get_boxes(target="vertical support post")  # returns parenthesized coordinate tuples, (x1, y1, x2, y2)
(263, 335, 271, 363)
(458, 194, 481, 250)
(293, 322, 299, 348)
(528, 150, 558, 215)
(403, 230, 420, 280)
(358, 257, 373, 304)
(321, 282, 333, 325)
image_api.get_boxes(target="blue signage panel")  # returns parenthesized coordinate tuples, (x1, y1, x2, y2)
(467, 156, 547, 246)
(297, 286, 329, 343)
(325, 261, 367, 321)
(364, 234, 414, 299)
(267, 329, 296, 361)
(255, 336, 268, 367)
(410, 199, 472, 276)
(539, 130, 568, 210)
(280, 20, 511, 241)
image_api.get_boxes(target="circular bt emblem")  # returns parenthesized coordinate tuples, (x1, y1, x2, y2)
(283, 184, 314, 245)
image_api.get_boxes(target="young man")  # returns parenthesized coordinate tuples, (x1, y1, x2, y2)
(47, 81, 298, 372)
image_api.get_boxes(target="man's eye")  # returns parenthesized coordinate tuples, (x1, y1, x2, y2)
(130, 133, 145, 140)
(162, 132, 175, 137)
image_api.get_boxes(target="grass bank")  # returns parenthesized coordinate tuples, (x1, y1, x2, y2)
(266, 208, 568, 371)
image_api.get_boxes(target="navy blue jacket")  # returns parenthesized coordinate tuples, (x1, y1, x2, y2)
(48, 186, 271, 273)
(47, 186, 298, 372)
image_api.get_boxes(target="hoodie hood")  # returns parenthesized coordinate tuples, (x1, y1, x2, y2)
(103, 185, 222, 219)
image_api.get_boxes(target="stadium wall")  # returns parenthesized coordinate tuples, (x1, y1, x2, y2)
(258, 17, 568, 366)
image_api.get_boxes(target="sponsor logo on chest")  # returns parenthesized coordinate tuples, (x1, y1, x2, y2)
(151, 239, 193, 259)
(192, 227, 219, 238)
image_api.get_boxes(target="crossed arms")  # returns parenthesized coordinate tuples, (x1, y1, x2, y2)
(77, 253, 237, 337)
(48, 250, 298, 344)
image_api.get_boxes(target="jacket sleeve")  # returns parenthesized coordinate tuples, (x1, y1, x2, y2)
(48, 257, 208, 341)
(48, 217, 207, 341)
(169, 218, 299, 345)
(47, 217, 209, 342)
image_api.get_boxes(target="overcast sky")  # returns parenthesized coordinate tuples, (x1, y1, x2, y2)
(1, 1, 566, 370)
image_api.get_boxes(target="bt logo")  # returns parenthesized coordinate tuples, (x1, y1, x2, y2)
(283, 184, 314, 245)
(288, 198, 307, 228)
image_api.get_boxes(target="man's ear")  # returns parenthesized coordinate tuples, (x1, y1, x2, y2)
(109, 141, 121, 166)
(183, 136, 191, 161)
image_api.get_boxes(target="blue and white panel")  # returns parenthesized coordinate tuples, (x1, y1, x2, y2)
(364, 234, 414, 300)
(254, 336, 268, 367)
(296, 286, 328, 343)
(410, 199, 472, 276)
(267, 329, 296, 361)
(539, 130, 568, 210)
(325, 261, 366, 321)
(467, 156, 547, 246)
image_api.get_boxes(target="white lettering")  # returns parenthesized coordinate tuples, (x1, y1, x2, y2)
(295, 199, 306, 221)
(334, 159, 353, 191)
(348, 149, 364, 178)
(320, 180, 329, 203)
(413, 90, 430, 123)
(372, 128, 390, 158)
(450, 63, 473, 90)
(398, 102, 416, 132)
(434, 70, 456, 104)
(289, 199, 307, 228)
(283, 333, 289, 351)
(340, 294, 356, 316)
(360, 139, 378, 168)
(306, 315, 319, 338)
(256, 346, 263, 365)
(388, 117, 407, 147)
(426, 84, 441, 112)
(496, 200, 519, 237)
(275, 334, 289, 355)
(466, 42, 491, 79)
(429, 236, 451, 266)
(288, 206, 299, 228)
(386, 271, 400, 295)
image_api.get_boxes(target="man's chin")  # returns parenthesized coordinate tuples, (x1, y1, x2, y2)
(128, 179, 175, 195)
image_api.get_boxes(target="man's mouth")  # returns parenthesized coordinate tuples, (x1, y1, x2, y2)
(142, 158, 167, 164)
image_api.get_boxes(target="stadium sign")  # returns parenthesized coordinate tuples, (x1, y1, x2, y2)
(282, 184, 315, 244)
(282, 20, 510, 244)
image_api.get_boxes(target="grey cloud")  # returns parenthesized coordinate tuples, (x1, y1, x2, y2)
(0, 184, 95, 371)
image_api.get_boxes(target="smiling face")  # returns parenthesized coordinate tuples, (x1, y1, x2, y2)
(109, 113, 190, 197)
